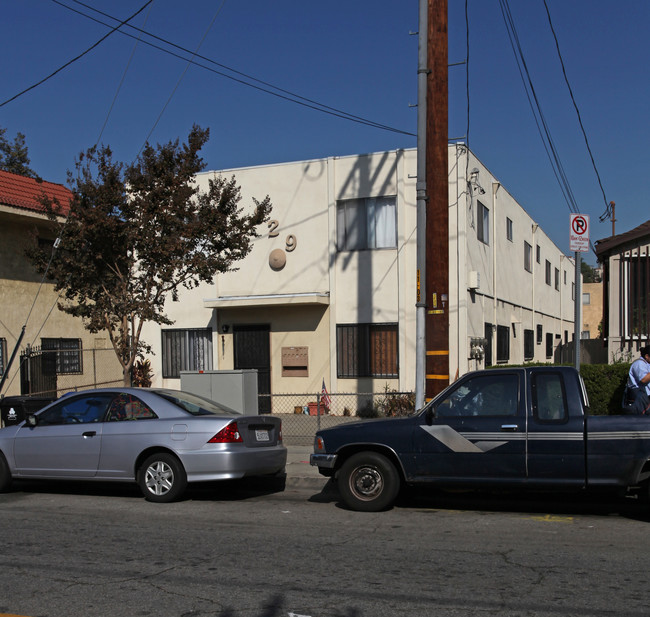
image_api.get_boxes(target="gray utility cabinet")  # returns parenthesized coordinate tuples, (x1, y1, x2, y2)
(180, 370, 259, 415)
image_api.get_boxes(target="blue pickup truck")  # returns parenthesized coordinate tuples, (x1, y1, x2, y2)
(310, 366, 650, 511)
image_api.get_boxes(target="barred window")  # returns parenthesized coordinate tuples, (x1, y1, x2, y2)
(496, 325, 510, 363)
(161, 328, 213, 379)
(337, 323, 398, 378)
(41, 338, 82, 374)
(524, 329, 534, 361)
(546, 333, 554, 358)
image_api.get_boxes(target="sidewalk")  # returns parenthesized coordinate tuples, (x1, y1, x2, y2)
(284, 444, 330, 490)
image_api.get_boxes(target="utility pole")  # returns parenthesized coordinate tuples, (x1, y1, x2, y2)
(425, 0, 449, 401)
(414, 0, 428, 409)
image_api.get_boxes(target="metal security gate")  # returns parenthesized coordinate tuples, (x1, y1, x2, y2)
(19, 346, 57, 396)
(233, 325, 271, 413)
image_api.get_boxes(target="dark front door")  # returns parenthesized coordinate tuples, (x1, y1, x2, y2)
(233, 325, 271, 413)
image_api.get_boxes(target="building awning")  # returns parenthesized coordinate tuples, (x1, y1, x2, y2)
(203, 292, 330, 309)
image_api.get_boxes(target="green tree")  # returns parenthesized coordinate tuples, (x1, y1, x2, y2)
(0, 127, 38, 178)
(27, 125, 271, 385)
(581, 260, 600, 283)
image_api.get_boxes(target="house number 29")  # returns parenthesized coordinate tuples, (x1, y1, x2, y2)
(268, 220, 297, 252)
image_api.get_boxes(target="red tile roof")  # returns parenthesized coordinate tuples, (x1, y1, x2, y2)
(0, 169, 72, 215)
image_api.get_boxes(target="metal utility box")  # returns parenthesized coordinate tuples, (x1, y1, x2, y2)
(180, 370, 259, 415)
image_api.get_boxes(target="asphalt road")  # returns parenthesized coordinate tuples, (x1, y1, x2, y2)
(0, 478, 649, 617)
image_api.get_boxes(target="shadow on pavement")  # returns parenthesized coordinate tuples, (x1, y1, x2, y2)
(6, 473, 288, 503)
(307, 479, 650, 521)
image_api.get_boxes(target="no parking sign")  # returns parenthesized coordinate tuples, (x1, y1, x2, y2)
(569, 214, 589, 252)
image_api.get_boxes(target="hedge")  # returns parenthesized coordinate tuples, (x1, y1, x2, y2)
(488, 362, 631, 415)
(580, 363, 630, 415)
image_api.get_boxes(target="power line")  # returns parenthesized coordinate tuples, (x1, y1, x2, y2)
(498, 0, 581, 218)
(0, 1, 154, 108)
(139, 0, 228, 153)
(96, 2, 154, 146)
(55, 0, 416, 137)
(541, 0, 611, 224)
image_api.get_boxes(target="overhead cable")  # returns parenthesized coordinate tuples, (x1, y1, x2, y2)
(498, 0, 581, 218)
(57, 0, 415, 137)
(0, 0, 154, 108)
(139, 0, 228, 153)
(541, 0, 611, 223)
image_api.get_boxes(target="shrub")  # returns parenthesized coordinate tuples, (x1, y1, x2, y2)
(373, 385, 416, 418)
(493, 362, 631, 416)
(132, 359, 153, 388)
(580, 363, 630, 415)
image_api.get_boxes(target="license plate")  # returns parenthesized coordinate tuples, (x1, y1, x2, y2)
(255, 429, 270, 442)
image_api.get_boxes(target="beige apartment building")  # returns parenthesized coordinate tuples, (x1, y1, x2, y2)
(141, 145, 576, 410)
(0, 170, 121, 398)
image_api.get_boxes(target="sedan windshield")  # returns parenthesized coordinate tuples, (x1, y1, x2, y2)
(154, 390, 239, 416)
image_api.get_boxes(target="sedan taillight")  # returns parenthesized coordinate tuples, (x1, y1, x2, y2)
(208, 422, 243, 443)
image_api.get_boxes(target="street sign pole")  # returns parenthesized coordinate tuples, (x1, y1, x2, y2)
(569, 214, 589, 373)
(574, 251, 581, 371)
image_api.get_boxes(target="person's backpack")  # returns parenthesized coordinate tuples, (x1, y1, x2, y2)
(622, 385, 650, 415)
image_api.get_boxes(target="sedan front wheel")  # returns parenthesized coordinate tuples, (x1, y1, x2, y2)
(138, 453, 187, 503)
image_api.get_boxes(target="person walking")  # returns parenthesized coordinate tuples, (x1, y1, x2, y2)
(625, 346, 650, 414)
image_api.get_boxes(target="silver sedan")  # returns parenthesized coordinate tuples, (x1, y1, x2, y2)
(0, 388, 286, 502)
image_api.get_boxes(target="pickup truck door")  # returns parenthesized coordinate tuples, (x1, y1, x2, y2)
(411, 371, 526, 482)
(525, 370, 586, 486)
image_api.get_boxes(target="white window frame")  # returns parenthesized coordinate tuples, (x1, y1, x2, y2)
(336, 197, 397, 251)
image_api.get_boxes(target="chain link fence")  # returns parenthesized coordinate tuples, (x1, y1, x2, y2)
(264, 391, 415, 445)
(17, 346, 415, 445)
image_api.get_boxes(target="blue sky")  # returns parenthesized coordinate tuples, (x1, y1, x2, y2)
(2, 1, 648, 262)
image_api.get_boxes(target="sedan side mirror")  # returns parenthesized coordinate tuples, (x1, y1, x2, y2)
(25, 414, 38, 427)
(425, 406, 435, 425)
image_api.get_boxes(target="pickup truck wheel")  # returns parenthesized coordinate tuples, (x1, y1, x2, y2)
(339, 452, 400, 512)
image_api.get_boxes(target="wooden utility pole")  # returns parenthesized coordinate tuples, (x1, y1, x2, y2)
(425, 0, 449, 400)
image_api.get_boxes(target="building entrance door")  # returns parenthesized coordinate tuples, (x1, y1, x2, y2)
(233, 325, 271, 413)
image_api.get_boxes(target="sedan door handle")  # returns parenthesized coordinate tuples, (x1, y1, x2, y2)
(82, 431, 97, 438)
(500, 424, 519, 432)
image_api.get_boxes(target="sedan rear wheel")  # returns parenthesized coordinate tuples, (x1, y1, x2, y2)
(138, 453, 187, 503)
(338, 452, 400, 512)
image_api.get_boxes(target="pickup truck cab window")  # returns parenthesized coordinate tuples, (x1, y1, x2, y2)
(532, 372, 568, 422)
(436, 373, 518, 417)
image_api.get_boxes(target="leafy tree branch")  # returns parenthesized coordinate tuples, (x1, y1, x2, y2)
(27, 125, 271, 385)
